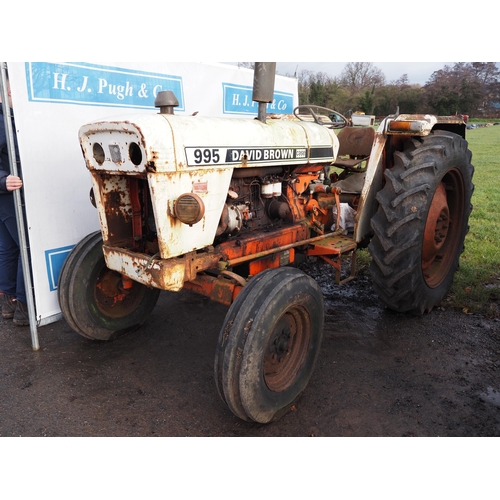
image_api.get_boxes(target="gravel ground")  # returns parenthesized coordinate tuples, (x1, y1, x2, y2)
(1, 262, 499, 438)
(2, 262, 498, 498)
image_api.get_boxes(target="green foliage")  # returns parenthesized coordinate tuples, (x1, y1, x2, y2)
(296, 62, 500, 118)
(298, 71, 350, 110)
(397, 86, 422, 113)
(357, 89, 375, 114)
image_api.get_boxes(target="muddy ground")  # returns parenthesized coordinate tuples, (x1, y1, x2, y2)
(1, 262, 499, 437)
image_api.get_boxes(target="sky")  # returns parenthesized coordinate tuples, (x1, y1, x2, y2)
(2, 2, 496, 89)
(2, 3, 495, 67)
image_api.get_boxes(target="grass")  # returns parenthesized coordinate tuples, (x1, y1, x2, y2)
(354, 125, 500, 317)
(446, 125, 500, 316)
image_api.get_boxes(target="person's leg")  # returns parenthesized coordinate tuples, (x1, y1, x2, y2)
(0, 204, 27, 295)
(0, 191, 31, 324)
(0, 202, 29, 324)
(0, 214, 19, 297)
(0, 213, 19, 319)
(13, 298, 29, 325)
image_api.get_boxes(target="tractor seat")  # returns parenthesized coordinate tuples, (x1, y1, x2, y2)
(332, 126, 375, 171)
(331, 172, 366, 194)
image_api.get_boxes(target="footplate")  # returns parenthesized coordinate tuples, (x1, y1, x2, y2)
(306, 234, 357, 285)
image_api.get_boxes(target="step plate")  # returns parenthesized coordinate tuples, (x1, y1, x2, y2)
(308, 234, 357, 256)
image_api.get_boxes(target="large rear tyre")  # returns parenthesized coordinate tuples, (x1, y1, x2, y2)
(215, 267, 324, 423)
(369, 130, 474, 314)
(58, 232, 160, 340)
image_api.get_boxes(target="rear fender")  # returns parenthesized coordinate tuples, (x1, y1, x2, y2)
(354, 129, 387, 243)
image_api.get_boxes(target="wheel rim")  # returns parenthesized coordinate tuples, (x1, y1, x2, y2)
(94, 267, 146, 319)
(263, 306, 311, 392)
(422, 169, 465, 288)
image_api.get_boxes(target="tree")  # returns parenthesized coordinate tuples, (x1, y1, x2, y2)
(470, 62, 499, 89)
(357, 88, 375, 114)
(237, 62, 255, 69)
(374, 84, 400, 116)
(298, 70, 350, 113)
(469, 62, 500, 111)
(398, 85, 424, 114)
(423, 62, 496, 115)
(393, 74, 410, 87)
(339, 62, 385, 94)
(297, 62, 499, 118)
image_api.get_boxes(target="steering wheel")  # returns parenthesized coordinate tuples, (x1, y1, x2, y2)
(293, 105, 348, 129)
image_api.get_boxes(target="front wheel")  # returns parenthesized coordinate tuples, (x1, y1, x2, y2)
(214, 267, 324, 423)
(58, 232, 160, 340)
(369, 130, 474, 314)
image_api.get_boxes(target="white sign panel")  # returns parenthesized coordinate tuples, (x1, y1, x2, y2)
(7, 62, 298, 326)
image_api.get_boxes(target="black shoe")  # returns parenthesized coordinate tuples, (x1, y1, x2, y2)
(13, 301, 30, 326)
(2, 295, 16, 320)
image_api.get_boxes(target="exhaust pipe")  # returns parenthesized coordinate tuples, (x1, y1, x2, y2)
(252, 62, 276, 124)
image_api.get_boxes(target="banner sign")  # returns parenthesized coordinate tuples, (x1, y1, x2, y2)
(223, 83, 293, 115)
(44, 245, 75, 292)
(25, 62, 185, 110)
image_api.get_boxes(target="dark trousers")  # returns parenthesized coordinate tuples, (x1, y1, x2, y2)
(0, 196, 26, 304)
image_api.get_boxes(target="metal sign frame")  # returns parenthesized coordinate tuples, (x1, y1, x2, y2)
(0, 63, 38, 350)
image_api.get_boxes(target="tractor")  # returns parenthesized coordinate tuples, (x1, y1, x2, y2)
(58, 63, 474, 423)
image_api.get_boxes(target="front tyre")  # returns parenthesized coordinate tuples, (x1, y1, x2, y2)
(215, 267, 324, 423)
(369, 130, 474, 314)
(58, 232, 160, 340)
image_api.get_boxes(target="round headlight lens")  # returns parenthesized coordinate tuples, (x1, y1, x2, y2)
(174, 193, 205, 226)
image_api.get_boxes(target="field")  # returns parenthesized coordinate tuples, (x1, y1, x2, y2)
(447, 124, 500, 316)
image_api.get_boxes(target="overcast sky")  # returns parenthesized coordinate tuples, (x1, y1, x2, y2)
(3, 4, 496, 90)
(275, 62, 456, 86)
